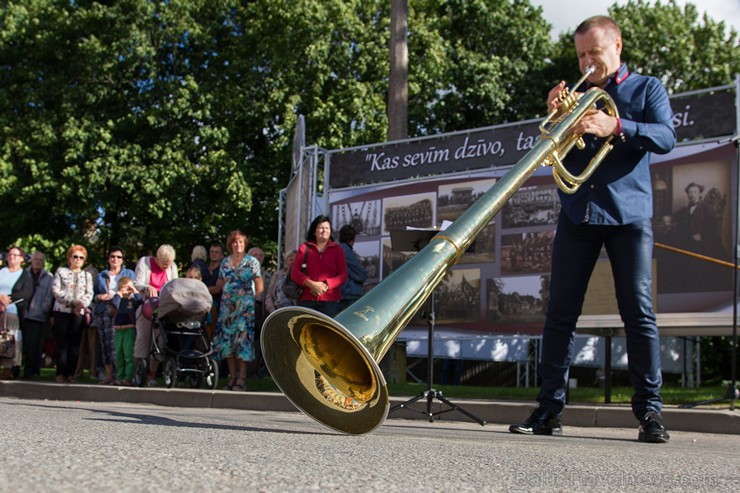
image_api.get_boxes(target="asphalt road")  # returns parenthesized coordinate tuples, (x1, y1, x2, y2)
(1, 397, 738, 492)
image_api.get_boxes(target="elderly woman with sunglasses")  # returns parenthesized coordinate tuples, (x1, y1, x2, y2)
(0, 246, 33, 379)
(51, 245, 94, 383)
(92, 246, 135, 384)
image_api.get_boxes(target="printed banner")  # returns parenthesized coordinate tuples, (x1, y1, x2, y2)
(329, 88, 736, 189)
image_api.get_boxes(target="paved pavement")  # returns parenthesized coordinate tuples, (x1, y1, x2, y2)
(1, 396, 739, 492)
(1, 380, 739, 435)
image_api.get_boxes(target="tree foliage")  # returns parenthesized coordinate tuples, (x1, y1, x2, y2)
(407, 0, 554, 133)
(0, 0, 736, 270)
(615, 0, 740, 93)
(550, 0, 740, 94)
(1, 0, 251, 267)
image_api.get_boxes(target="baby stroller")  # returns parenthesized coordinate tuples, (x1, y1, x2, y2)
(134, 278, 219, 389)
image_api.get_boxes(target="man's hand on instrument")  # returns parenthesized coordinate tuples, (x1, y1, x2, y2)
(572, 108, 619, 138)
(547, 81, 567, 113)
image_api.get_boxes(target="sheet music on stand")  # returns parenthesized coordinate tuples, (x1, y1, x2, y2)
(389, 221, 452, 253)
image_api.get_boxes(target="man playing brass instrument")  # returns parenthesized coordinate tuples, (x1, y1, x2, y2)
(509, 16, 676, 443)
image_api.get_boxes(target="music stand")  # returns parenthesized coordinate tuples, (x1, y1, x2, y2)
(387, 228, 486, 426)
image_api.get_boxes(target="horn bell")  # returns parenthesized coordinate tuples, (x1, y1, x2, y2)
(261, 306, 388, 435)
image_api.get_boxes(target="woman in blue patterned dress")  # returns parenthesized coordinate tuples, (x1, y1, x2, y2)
(212, 230, 263, 391)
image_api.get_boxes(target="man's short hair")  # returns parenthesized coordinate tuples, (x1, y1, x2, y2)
(339, 225, 357, 244)
(575, 15, 621, 38)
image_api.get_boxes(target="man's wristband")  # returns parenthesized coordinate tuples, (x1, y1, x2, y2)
(616, 117, 627, 142)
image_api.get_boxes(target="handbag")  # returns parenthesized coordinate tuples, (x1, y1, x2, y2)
(0, 313, 15, 360)
(282, 246, 308, 300)
(0, 331, 14, 359)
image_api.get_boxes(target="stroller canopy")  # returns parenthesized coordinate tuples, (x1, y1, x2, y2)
(157, 278, 212, 322)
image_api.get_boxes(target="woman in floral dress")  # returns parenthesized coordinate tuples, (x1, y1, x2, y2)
(212, 230, 263, 391)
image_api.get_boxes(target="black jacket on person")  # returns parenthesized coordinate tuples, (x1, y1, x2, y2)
(7, 269, 33, 323)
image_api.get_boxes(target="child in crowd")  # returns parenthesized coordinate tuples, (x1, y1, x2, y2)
(184, 266, 202, 281)
(110, 276, 143, 386)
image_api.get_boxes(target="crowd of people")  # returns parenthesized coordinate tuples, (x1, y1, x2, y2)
(0, 220, 369, 389)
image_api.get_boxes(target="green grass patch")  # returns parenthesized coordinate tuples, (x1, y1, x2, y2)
(386, 382, 729, 406)
(29, 368, 729, 406)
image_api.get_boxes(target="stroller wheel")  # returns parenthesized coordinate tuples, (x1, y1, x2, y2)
(133, 358, 148, 387)
(203, 357, 219, 390)
(163, 358, 179, 389)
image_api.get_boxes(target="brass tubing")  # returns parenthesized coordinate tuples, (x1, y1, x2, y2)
(654, 242, 738, 270)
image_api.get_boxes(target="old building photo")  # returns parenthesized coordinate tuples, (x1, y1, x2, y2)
(501, 184, 560, 229)
(486, 275, 547, 327)
(332, 199, 382, 237)
(437, 178, 497, 222)
(500, 230, 555, 275)
(354, 240, 381, 284)
(436, 268, 481, 324)
(382, 192, 436, 234)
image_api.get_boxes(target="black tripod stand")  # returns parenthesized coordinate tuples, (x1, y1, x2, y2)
(389, 290, 486, 425)
(387, 228, 485, 425)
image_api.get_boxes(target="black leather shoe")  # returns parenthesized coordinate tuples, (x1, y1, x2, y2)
(509, 407, 563, 435)
(638, 411, 670, 443)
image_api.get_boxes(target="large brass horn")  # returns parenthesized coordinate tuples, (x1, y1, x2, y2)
(262, 70, 619, 435)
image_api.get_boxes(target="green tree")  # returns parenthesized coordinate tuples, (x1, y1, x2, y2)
(3, 0, 736, 271)
(0, 0, 556, 267)
(0, 0, 405, 267)
(615, 0, 740, 93)
(217, 0, 392, 204)
(549, 0, 740, 94)
(407, 0, 554, 134)
(0, 0, 251, 268)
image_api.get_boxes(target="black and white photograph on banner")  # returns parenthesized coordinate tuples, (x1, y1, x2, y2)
(458, 222, 497, 265)
(381, 237, 414, 279)
(380, 236, 446, 327)
(501, 184, 561, 229)
(652, 157, 734, 293)
(331, 199, 382, 237)
(382, 191, 436, 234)
(436, 178, 497, 222)
(353, 240, 381, 284)
(486, 275, 547, 330)
(499, 230, 555, 275)
(651, 166, 674, 229)
(435, 268, 481, 324)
